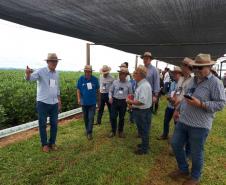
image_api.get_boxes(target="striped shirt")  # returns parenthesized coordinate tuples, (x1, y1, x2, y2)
(109, 80, 132, 100)
(26, 67, 60, 104)
(179, 73, 226, 130)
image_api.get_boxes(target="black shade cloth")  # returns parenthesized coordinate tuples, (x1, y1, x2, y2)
(0, 0, 226, 65)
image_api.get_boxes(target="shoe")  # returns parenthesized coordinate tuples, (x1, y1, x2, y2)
(118, 132, 126, 138)
(87, 134, 93, 140)
(136, 134, 141, 138)
(108, 132, 115, 138)
(157, 135, 168, 140)
(168, 169, 189, 180)
(137, 144, 142, 148)
(93, 122, 99, 125)
(42, 145, 49, 153)
(48, 144, 58, 151)
(182, 178, 199, 185)
(134, 149, 148, 155)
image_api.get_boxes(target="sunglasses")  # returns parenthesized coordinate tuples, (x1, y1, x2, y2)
(193, 66, 204, 70)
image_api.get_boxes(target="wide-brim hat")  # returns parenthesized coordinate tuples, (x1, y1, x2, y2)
(140, 51, 152, 59)
(117, 67, 129, 74)
(83, 65, 94, 72)
(100, 65, 111, 74)
(172, 66, 182, 74)
(191, 53, 216, 66)
(134, 65, 147, 76)
(44, 53, 61, 61)
(182, 57, 193, 66)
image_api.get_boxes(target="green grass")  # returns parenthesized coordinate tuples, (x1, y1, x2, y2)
(0, 98, 225, 185)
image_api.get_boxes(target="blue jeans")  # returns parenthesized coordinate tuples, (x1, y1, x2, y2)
(171, 122, 209, 180)
(133, 108, 152, 152)
(37, 101, 58, 146)
(82, 105, 96, 134)
(162, 106, 175, 137)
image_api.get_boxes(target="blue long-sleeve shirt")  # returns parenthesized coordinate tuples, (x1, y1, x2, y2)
(146, 64, 160, 95)
(26, 67, 60, 104)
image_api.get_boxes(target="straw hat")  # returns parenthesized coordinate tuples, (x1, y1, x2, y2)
(182, 57, 193, 66)
(117, 67, 129, 74)
(100, 65, 111, 74)
(45, 53, 61, 61)
(140, 51, 152, 59)
(134, 65, 147, 77)
(83, 65, 93, 72)
(172, 66, 182, 74)
(191, 53, 216, 66)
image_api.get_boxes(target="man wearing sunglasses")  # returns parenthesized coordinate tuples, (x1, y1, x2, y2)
(169, 53, 226, 185)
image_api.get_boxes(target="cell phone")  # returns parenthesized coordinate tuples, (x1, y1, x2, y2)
(184, 94, 193, 100)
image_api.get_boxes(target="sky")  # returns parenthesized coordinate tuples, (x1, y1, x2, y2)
(0, 19, 172, 72)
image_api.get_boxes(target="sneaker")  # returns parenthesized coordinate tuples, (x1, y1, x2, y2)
(134, 149, 148, 155)
(87, 134, 93, 140)
(108, 132, 115, 138)
(168, 169, 189, 180)
(42, 145, 49, 153)
(48, 144, 58, 151)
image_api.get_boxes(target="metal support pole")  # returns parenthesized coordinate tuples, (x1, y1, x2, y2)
(220, 62, 223, 79)
(135, 55, 138, 69)
(86, 43, 90, 65)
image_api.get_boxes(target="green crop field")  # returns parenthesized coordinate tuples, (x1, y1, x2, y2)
(0, 69, 85, 129)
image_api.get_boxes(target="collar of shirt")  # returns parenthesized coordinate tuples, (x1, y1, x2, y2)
(137, 79, 146, 87)
(47, 67, 56, 73)
(194, 72, 213, 83)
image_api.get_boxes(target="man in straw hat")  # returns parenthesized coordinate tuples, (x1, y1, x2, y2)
(141, 51, 160, 112)
(169, 54, 226, 185)
(76, 65, 100, 140)
(127, 65, 152, 155)
(95, 65, 114, 125)
(108, 66, 132, 138)
(157, 67, 182, 140)
(25, 53, 61, 152)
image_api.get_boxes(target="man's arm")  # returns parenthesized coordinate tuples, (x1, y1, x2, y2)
(77, 89, 81, 105)
(25, 66, 39, 81)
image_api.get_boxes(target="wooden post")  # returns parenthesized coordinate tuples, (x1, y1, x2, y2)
(156, 60, 158, 68)
(135, 55, 138, 69)
(86, 43, 90, 65)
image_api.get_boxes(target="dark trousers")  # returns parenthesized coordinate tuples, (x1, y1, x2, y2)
(82, 105, 96, 134)
(97, 93, 111, 124)
(110, 98, 127, 133)
(37, 101, 58, 146)
(162, 106, 175, 137)
(133, 108, 152, 152)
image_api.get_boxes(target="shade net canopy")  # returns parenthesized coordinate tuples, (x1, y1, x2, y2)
(0, 0, 226, 65)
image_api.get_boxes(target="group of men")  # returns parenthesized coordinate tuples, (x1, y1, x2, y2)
(25, 51, 226, 185)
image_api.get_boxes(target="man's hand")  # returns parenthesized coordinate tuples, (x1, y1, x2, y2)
(26, 66, 33, 76)
(77, 98, 81, 105)
(173, 110, 180, 121)
(109, 97, 113, 104)
(126, 98, 133, 105)
(185, 96, 201, 108)
(58, 101, 62, 113)
(152, 96, 158, 104)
